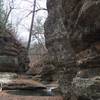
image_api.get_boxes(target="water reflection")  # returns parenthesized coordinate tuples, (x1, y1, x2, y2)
(0, 73, 59, 96)
(6, 90, 54, 96)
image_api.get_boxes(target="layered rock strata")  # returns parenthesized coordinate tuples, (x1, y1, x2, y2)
(0, 28, 29, 72)
(44, 0, 100, 100)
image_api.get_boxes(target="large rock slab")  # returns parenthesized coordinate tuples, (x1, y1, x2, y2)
(3, 79, 46, 90)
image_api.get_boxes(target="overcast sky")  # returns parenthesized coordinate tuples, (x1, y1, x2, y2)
(4, 0, 47, 42)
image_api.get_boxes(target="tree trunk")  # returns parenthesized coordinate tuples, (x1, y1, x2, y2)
(27, 0, 36, 54)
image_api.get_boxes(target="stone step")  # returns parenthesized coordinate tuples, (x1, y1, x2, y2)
(1, 79, 46, 90)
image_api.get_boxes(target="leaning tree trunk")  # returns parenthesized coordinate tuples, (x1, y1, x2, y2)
(27, 0, 36, 54)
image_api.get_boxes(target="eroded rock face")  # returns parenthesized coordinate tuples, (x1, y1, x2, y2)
(44, 0, 100, 99)
(44, 0, 77, 99)
(0, 29, 29, 72)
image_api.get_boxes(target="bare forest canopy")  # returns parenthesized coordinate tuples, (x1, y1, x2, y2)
(4, 0, 47, 42)
(0, 0, 47, 73)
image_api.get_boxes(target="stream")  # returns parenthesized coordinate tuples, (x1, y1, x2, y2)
(0, 72, 57, 96)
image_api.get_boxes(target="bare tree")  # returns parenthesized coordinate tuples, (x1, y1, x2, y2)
(26, 0, 47, 55)
(22, 16, 46, 51)
(4, 0, 47, 53)
(4, 0, 15, 25)
(27, 0, 37, 54)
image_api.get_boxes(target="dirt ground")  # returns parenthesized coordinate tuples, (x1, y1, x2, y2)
(0, 91, 63, 100)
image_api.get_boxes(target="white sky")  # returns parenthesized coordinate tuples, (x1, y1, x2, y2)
(4, 0, 47, 42)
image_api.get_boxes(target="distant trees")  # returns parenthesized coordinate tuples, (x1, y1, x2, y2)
(33, 17, 44, 35)
(1, 0, 47, 56)
(4, 0, 15, 26)
(0, 0, 15, 28)
(0, 0, 5, 27)
(26, 0, 47, 54)
(32, 16, 45, 47)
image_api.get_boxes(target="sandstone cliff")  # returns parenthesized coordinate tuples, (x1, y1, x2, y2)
(44, 0, 100, 100)
(0, 28, 29, 72)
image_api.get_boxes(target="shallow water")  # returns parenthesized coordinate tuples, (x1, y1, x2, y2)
(0, 72, 59, 96)
(0, 72, 55, 96)
(6, 90, 54, 96)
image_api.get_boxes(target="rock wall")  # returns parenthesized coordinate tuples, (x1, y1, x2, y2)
(44, 0, 100, 100)
(0, 28, 29, 72)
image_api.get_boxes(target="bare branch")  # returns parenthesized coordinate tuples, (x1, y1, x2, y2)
(22, 0, 33, 4)
(14, 7, 47, 27)
(35, 8, 47, 13)
(4, 0, 16, 25)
